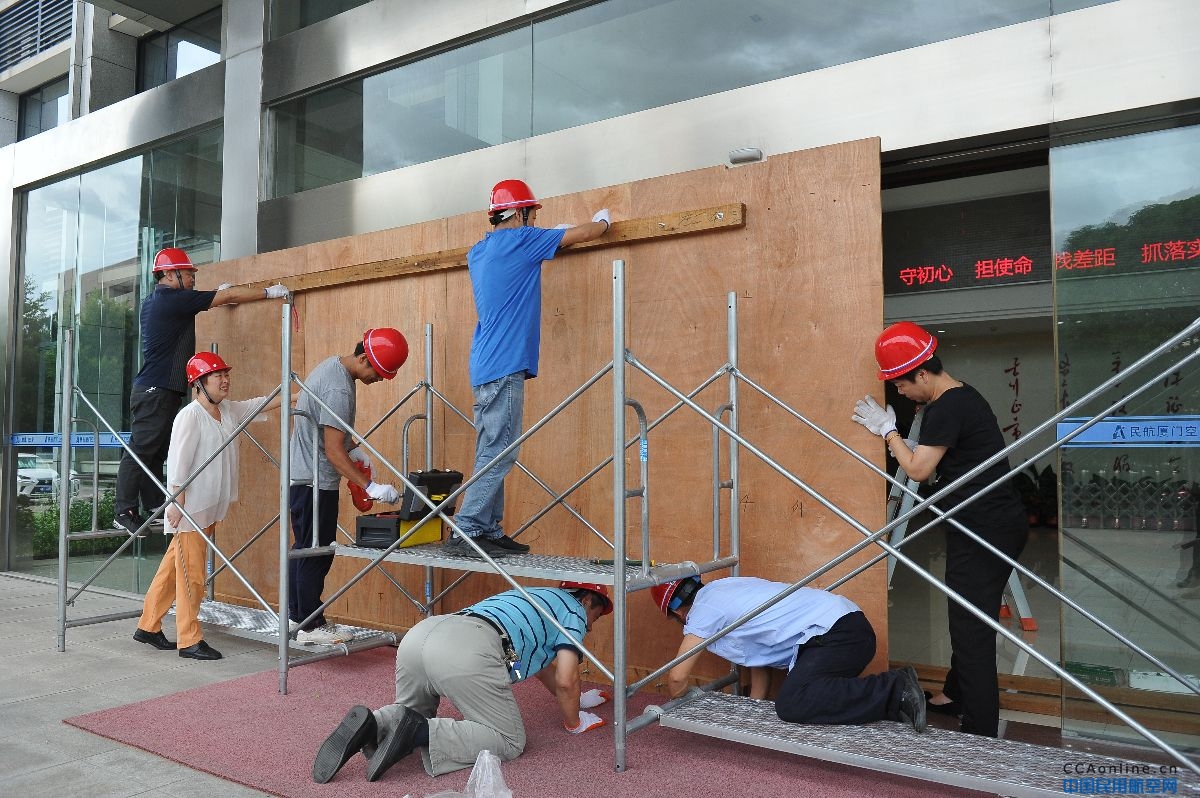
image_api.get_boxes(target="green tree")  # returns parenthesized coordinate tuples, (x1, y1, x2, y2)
(13, 277, 57, 433)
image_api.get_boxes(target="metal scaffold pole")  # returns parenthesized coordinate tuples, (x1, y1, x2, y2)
(56, 328, 74, 652)
(726, 291, 740, 576)
(612, 259, 629, 772)
(279, 300, 293, 694)
(424, 323, 435, 612)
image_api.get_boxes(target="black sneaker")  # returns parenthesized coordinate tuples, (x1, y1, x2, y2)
(113, 509, 147, 536)
(486, 534, 530, 553)
(313, 705, 376, 784)
(365, 706, 421, 782)
(442, 535, 507, 559)
(896, 665, 927, 733)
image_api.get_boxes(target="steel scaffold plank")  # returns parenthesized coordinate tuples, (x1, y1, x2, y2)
(658, 692, 1200, 797)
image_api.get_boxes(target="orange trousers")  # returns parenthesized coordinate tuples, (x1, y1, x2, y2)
(137, 527, 213, 649)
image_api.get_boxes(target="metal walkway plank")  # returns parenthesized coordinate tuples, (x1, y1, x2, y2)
(181, 600, 396, 651)
(658, 692, 1199, 797)
(334, 542, 623, 584)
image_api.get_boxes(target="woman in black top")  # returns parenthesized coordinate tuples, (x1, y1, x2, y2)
(853, 321, 1028, 737)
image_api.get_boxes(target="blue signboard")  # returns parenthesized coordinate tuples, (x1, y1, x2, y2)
(9, 432, 131, 448)
(1057, 416, 1200, 448)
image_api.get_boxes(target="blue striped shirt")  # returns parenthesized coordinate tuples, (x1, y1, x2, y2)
(467, 588, 588, 682)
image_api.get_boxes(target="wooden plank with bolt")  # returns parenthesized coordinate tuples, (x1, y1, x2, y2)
(245, 203, 745, 294)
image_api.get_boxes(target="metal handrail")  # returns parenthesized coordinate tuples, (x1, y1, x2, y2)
(735, 363, 1200, 699)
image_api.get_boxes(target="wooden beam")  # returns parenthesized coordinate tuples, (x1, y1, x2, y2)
(246, 202, 745, 294)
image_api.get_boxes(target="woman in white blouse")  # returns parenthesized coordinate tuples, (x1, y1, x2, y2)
(133, 352, 287, 660)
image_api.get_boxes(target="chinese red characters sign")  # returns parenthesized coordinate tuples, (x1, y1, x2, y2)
(1055, 239, 1199, 272)
(883, 192, 1050, 295)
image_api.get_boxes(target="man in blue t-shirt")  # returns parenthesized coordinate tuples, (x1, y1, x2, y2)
(652, 575, 926, 733)
(113, 247, 288, 535)
(312, 582, 613, 784)
(444, 179, 612, 558)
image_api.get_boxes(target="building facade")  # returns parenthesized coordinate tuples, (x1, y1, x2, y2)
(1, 0, 1197, 750)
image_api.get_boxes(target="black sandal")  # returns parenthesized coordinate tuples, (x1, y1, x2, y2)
(924, 690, 962, 716)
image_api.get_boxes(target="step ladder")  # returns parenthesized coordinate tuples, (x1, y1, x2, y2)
(657, 691, 1200, 797)
(886, 410, 1037, 632)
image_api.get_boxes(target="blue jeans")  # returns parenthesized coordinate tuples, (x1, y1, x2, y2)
(454, 373, 525, 539)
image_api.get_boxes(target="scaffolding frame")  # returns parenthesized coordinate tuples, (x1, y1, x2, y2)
(51, 260, 1199, 783)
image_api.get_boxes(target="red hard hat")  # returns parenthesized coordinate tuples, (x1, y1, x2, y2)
(560, 581, 613, 616)
(152, 247, 197, 274)
(489, 179, 541, 214)
(875, 321, 938, 380)
(186, 352, 231, 385)
(650, 576, 702, 616)
(362, 327, 408, 380)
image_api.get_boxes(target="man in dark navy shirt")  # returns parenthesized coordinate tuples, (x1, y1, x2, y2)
(113, 247, 289, 534)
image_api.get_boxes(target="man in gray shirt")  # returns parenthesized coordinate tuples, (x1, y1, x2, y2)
(288, 328, 408, 645)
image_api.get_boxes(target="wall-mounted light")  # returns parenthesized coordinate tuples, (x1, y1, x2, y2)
(728, 147, 764, 165)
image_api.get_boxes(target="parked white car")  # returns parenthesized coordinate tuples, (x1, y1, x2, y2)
(16, 453, 79, 499)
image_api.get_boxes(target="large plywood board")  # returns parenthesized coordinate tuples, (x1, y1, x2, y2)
(197, 137, 886, 687)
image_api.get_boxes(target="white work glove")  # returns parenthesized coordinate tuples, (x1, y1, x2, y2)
(552, 223, 575, 230)
(264, 283, 289, 299)
(851, 395, 897, 438)
(579, 688, 610, 709)
(565, 710, 605, 734)
(348, 447, 372, 471)
(216, 282, 232, 291)
(591, 208, 611, 231)
(365, 481, 400, 503)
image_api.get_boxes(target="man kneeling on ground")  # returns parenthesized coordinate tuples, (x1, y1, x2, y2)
(652, 575, 926, 733)
(313, 581, 613, 783)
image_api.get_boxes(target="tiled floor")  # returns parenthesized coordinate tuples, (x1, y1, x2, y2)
(0, 573, 274, 798)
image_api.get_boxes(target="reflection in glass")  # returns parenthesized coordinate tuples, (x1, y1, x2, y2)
(270, 0, 1127, 196)
(1052, 124, 1200, 748)
(18, 76, 70, 140)
(531, 0, 1052, 135)
(9, 128, 223, 591)
(270, 0, 373, 38)
(137, 9, 221, 92)
(272, 28, 532, 196)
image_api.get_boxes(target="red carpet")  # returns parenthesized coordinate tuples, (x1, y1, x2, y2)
(65, 647, 984, 797)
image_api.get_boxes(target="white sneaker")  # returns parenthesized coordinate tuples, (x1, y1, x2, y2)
(295, 623, 351, 646)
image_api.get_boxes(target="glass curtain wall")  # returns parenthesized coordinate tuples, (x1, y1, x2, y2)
(137, 9, 221, 92)
(10, 128, 223, 590)
(1052, 123, 1200, 749)
(270, 0, 373, 38)
(18, 76, 70, 140)
(271, 0, 1122, 198)
(272, 27, 533, 196)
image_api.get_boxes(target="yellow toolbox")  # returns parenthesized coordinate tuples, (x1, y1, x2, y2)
(354, 469, 463, 549)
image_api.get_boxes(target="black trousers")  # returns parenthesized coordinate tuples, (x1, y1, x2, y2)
(775, 611, 906, 725)
(288, 485, 340, 631)
(942, 509, 1028, 737)
(115, 385, 184, 517)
